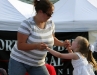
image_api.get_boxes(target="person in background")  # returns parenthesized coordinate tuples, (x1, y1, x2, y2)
(8, 0, 68, 75)
(93, 39, 97, 61)
(45, 64, 56, 75)
(45, 36, 97, 75)
(93, 39, 97, 75)
(0, 68, 7, 75)
(25, 64, 56, 75)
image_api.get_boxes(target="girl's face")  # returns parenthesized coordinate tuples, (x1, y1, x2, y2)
(70, 37, 80, 52)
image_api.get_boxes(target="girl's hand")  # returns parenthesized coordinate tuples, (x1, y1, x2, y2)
(63, 40, 73, 53)
(67, 46, 73, 53)
(46, 47, 52, 52)
(36, 43, 47, 50)
(46, 46, 50, 50)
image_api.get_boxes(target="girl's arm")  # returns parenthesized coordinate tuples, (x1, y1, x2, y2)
(67, 47, 73, 53)
(46, 47, 77, 59)
(65, 40, 73, 53)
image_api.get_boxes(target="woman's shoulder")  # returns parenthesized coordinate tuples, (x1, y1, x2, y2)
(21, 17, 35, 26)
(25, 17, 34, 22)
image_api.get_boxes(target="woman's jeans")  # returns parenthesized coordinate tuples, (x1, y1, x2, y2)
(8, 58, 49, 75)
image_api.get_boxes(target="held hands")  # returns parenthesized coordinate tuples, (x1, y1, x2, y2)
(36, 42, 47, 50)
(63, 40, 73, 53)
(63, 40, 71, 48)
(46, 46, 50, 51)
(67, 46, 73, 53)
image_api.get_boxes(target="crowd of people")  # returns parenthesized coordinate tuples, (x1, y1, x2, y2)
(0, 0, 97, 75)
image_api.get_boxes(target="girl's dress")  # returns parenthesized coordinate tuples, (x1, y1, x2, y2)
(72, 52, 95, 75)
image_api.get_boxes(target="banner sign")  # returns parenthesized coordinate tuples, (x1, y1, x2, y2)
(0, 31, 88, 75)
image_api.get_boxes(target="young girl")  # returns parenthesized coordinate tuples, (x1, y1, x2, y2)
(46, 36, 97, 75)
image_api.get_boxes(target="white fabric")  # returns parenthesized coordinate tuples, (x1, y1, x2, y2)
(93, 39, 97, 52)
(0, 0, 25, 22)
(89, 30, 97, 44)
(8, 0, 35, 18)
(72, 52, 95, 75)
(0, 0, 35, 31)
(0, 0, 97, 45)
(89, 44, 94, 52)
(51, 0, 97, 32)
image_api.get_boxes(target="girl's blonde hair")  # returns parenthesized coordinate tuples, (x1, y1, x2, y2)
(76, 36, 97, 70)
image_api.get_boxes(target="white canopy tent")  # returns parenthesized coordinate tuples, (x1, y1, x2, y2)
(0, 0, 35, 31)
(8, 0, 35, 18)
(51, 0, 97, 44)
(52, 0, 97, 32)
(0, 0, 97, 44)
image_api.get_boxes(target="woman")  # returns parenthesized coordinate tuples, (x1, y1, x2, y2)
(8, 0, 67, 75)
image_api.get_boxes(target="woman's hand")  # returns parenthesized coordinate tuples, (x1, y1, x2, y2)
(63, 40, 71, 48)
(64, 40, 73, 53)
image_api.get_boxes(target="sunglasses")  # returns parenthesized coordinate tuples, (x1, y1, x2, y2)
(45, 12, 53, 17)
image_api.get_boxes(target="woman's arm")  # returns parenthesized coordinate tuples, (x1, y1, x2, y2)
(54, 36, 64, 46)
(17, 32, 47, 51)
(46, 47, 77, 59)
(53, 34, 68, 47)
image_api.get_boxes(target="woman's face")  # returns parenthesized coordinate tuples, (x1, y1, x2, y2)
(38, 6, 54, 22)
